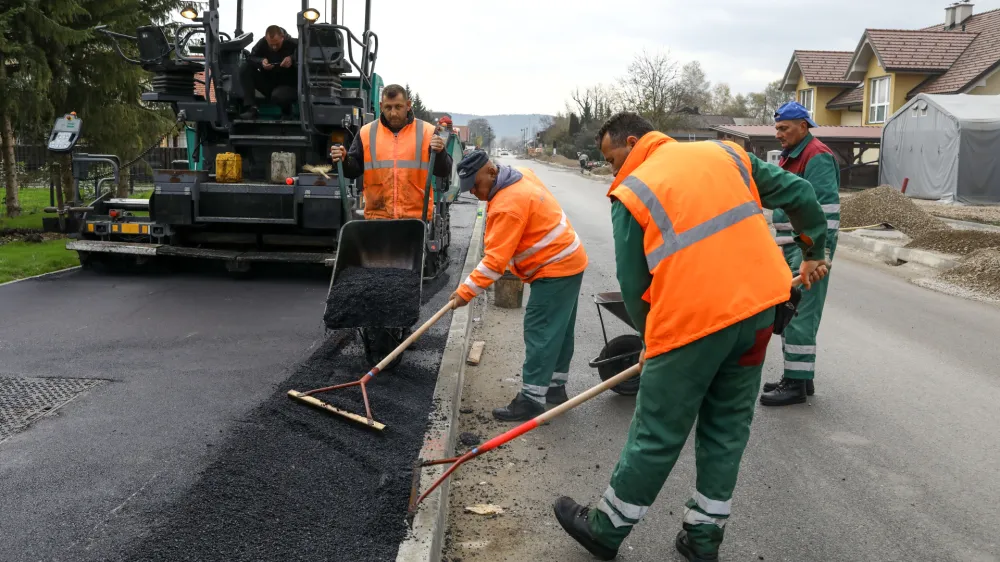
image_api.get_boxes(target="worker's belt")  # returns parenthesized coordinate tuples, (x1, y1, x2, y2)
(772, 286, 802, 336)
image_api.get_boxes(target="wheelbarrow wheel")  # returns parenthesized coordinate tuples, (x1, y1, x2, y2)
(361, 327, 407, 372)
(597, 334, 643, 396)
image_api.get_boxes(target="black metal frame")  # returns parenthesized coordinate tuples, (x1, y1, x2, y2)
(588, 294, 642, 369)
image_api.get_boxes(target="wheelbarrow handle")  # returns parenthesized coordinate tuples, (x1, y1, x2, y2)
(333, 144, 351, 225)
(421, 151, 437, 225)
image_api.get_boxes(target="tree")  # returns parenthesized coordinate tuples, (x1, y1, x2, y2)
(403, 84, 433, 121)
(747, 80, 790, 125)
(673, 61, 712, 113)
(709, 83, 733, 115)
(617, 50, 685, 130)
(468, 118, 494, 150)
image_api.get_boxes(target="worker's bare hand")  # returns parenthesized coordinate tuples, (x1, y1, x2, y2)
(638, 347, 646, 369)
(430, 136, 446, 153)
(262, 60, 274, 70)
(329, 145, 347, 162)
(280, 56, 293, 69)
(799, 260, 829, 290)
(449, 292, 469, 308)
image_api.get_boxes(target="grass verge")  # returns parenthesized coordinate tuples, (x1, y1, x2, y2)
(0, 239, 78, 284)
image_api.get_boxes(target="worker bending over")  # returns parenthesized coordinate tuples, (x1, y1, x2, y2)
(239, 26, 298, 119)
(760, 101, 841, 407)
(450, 150, 588, 421)
(329, 84, 451, 219)
(553, 112, 828, 562)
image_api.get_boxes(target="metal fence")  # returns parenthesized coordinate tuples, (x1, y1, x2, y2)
(6, 145, 189, 188)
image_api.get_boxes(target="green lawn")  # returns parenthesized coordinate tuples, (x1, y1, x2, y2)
(0, 239, 79, 284)
(1, 187, 152, 231)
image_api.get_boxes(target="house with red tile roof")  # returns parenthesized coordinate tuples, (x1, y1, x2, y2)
(780, 2, 1000, 127)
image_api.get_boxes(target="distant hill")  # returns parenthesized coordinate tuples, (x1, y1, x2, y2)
(431, 112, 555, 142)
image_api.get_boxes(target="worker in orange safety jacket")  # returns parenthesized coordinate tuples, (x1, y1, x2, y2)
(449, 149, 589, 422)
(329, 83, 451, 219)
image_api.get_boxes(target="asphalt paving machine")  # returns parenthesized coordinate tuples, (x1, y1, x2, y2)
(45, 0, 460, 279)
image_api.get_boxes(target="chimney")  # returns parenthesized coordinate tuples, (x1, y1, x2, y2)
(955, 1, 974, 26)
(945, 3, 956, 27)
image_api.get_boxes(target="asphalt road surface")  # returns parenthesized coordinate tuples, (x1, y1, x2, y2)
(0, 198, 478, 562)
(445, 159, 1000, 562)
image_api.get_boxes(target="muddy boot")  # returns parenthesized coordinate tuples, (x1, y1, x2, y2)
(492, 392, 544, 422)
(763, 377, 814, 395)
(675, 526, 720, 562)
(546, 385, 569, 405)
(553, 497, 618, 561)
(760, 378, 808, 406)
(239, 106, 258, 120)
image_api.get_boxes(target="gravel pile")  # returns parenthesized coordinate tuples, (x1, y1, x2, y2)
(906, 230, 1000, 256)
(324, 267, 421, 329)
(841, 186, 947, 237)
(912, 198, 1000, 226)
(940, 249, 1000, 299)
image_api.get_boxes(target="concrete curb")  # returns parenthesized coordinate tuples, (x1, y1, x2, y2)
(0, 266, 81, 288)
(839, 231, 960, 270)
(396, 201, 486, 562)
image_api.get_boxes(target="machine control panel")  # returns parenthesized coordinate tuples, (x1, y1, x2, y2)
(47, 113, 83, 153)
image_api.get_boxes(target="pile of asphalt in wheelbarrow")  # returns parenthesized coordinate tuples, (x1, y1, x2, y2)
(324, 267, 421, 329)
(112, 331, 448, 562)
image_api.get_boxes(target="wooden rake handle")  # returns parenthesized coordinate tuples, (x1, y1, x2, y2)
(372, 299, 456, 372)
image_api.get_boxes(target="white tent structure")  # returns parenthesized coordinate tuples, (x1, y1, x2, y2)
(880, 94, 1000, 205)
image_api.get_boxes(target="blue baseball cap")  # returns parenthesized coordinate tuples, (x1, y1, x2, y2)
(774, 101, 818, 128)
(458, 149, 489, 192)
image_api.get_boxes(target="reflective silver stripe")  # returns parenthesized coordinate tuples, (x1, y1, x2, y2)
(784, 344, 816, 355)
(602, 486, 649, 521)
(772, 222, 794, 231)
(474, 262, 502, 281)
(693, 491, 731, 516)
(828, 220, 841, 230)
(368, 122, 378, 163)
(785, 361, 815, 372)
(363, 160, 427, 170)
(513, 213, 568, 263)
(522, 384, 548, 403)
(684, 507, 727, 528)
(822, 204, 841, 213)
(621, 175, 762, 271)
(522, 233, 581, 278)
(775, 236, 796, 246)
(462, 277, 485, 296)
(597, 498, 631, 528)
(708, 140, 750, 191)
(549, 373, 568, 386)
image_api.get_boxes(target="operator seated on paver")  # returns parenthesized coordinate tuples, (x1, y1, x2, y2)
(329, 84, 452, 219)
(552, 112, 829, 562)
(239, 25, 298, 119)
(760, 100, 841, 407)
(449, 149, 589, 422)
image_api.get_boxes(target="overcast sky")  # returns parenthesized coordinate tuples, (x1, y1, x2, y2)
(207, 0, 1000, 115)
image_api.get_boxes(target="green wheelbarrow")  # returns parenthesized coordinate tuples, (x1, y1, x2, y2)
(588, 292, 642, 396)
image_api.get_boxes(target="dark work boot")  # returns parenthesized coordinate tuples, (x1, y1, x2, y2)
(239, 106, 258, 120)
(546, 385, 569, 405)
(675, 527, 720, 561)
(492, 392, 544, 422)
(553, 497, 618, 561)
(763, 378, 814, 395)
(760, 378, 809, 406)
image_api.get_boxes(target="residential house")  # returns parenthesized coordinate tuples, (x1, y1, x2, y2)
(781, 2, 1000, 128)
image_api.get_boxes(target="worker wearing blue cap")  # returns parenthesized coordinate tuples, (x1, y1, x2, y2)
(450, 150, 589, 421)
(760, 100, 840, 406)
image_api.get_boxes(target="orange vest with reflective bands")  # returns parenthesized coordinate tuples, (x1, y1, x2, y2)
(608, 132, 790, 359)
(457, 168, 588, 302)
(360, 118, 435, 220)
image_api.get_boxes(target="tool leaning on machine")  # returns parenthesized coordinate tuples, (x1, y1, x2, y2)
(406, 275, 810, 515)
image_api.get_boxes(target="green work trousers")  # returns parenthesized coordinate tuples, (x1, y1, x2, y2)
(589, 308, 775, 555)
(781, 233, 837, 381)
(521, 272, 583, 403)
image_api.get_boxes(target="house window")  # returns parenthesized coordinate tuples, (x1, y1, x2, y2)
(798, 89, 815, 118)
(869, 76, 891, 124)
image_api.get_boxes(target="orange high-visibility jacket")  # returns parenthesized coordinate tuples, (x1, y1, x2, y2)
(609, 132, 790, 359)
(457, 168, 588, 301)
(360, 118, 435, 220)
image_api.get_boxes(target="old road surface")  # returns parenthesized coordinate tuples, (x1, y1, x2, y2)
(444, 158, 1000, 562)
(0, 199, 478, 562)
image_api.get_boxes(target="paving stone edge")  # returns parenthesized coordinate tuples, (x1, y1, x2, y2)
(839, 231, 960, 270)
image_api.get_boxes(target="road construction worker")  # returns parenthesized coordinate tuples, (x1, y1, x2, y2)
(553, 112, 829, 562)
(239, 26, 298, 119)
(449, 149, 588, 421)
(329, 84, 452, 219)
(760, 101, 841, 407)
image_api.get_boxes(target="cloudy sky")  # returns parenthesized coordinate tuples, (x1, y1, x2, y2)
(207, 0, 1000, 115)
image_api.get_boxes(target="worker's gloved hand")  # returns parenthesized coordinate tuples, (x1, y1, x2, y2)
(280, 56, 293, 69)
(799, 259, 829, 290)
(430, 136, 446, 153)
(329, 145, 347, 163)
(449, 292, 469, 308)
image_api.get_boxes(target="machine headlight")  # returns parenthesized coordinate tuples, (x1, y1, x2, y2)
(303, 8, 320, 21)
(180, 4, 198, 19)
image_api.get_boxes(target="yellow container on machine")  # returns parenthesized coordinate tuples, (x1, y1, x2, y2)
(215, 152, 243, 183)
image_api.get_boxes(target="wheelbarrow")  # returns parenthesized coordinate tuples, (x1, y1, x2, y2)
(588, 292, 642, 396)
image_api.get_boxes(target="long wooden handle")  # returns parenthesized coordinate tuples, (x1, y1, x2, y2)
(538, 364, 642, 422)
(373, 300, 455, 371)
